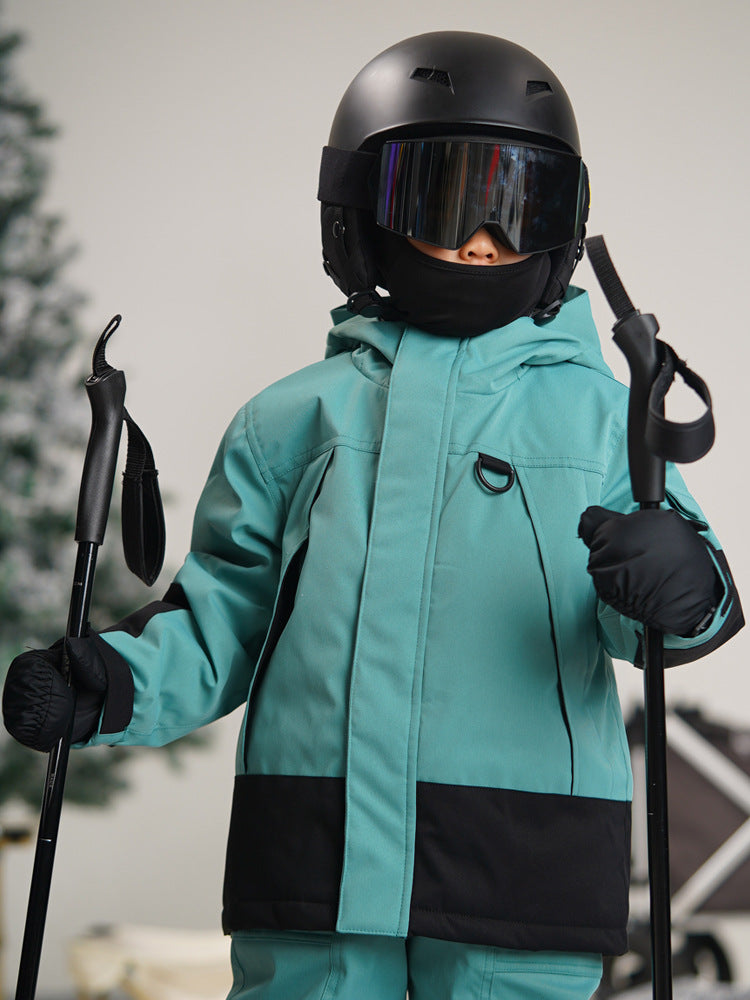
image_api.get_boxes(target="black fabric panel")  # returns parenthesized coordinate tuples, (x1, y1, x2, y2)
(222, 774, 345, 934)
(162, 581, 191, 609)
(92, 632, 135, 734)
(410, 781, 631, 956)
(222, 773, 630, 954)
(101, 582, 190, 639)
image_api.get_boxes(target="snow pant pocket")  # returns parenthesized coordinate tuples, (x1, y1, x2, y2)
(407, 939, 602, 1000)
(228, 930, 407, 1000)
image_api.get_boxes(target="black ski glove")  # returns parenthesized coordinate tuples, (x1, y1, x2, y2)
(2, 632, 133, 752)
(578, 506, 721, 637)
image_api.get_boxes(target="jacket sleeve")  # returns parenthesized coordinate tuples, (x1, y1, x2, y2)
(88, 402, 283, 746)
(595, 416, 744, 667)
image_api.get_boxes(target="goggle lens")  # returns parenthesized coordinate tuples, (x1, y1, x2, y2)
(376, 138, 584, 254)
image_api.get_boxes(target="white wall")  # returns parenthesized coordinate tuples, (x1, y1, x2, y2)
(2, 0, 750, 993)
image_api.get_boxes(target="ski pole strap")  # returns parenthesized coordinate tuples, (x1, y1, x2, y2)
(646, 342, 714, 463)
(122, 410, 165, 587)
(585, 234, 714, 466)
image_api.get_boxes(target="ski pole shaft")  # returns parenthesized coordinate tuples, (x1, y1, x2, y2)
(15, 318, 126, 1000)
(642, 619, 672, 1000)
(15, 545, 97, 1000)
(615, 320, 673, 1000)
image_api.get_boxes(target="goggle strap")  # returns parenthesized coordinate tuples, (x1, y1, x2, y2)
(318, 146, 378, 210)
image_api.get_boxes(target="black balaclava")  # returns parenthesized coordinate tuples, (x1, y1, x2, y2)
(374, 227, 551, 338)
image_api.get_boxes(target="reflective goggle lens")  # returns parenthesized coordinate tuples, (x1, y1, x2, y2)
(376, 138, 584, 254)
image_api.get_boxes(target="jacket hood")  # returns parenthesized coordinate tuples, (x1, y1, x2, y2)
(325, 286, 613, 390)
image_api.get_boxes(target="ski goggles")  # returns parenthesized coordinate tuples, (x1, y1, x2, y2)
(376, 138, 585, 254)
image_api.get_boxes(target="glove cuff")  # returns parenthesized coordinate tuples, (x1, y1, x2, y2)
(90, 632, 134, 736)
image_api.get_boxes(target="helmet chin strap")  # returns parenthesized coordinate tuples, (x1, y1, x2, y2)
(346, 288, 400, 320)
(533, 223, 587, 322)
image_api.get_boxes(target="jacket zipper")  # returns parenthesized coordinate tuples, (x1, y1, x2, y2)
(552, 626, 575, 794)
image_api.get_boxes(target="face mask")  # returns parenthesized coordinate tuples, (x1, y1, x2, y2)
(375, 232, 551, 338)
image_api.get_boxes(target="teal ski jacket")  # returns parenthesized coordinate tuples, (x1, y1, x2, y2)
(92, 287, 742, 955)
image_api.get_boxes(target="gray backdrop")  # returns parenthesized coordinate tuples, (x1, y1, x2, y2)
(3, 0, 750, 992)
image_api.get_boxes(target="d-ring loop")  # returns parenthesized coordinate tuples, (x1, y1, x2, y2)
(475, 453, 515, 494)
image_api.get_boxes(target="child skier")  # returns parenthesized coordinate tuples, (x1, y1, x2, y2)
(4, 31, 744, 1000)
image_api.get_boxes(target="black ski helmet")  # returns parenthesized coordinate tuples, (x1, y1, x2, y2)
(318, 31, 589, 320)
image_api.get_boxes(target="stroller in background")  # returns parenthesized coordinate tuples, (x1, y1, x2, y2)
(599, 706, 750, 996)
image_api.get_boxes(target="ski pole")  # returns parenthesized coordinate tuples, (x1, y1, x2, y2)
(15, 316, 127, 1000)
(585, 235, 714, 1000)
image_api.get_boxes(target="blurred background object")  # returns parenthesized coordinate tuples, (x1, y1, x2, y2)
(68, 925, 231, 1000)
(599, 709, 750, 997)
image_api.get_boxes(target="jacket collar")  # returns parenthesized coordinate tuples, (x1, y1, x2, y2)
(325, 286, 612, 388)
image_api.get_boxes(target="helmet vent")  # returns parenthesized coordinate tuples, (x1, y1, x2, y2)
(411, 67, 455, 93)
(526, 80, 553, 97)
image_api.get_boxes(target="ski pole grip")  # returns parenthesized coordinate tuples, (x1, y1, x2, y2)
(75, 367, 126, 545)
(613, 311, 665, 505)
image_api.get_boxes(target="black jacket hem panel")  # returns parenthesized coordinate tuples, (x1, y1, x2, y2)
(408, 907, 627, 956)
(222, 773, 631, 954)
(223, 773, 344, 930)
(222, 900, 339, 936)
(412, 780, 631, 956)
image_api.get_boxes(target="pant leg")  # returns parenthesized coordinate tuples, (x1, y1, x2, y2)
(228, 930, 408, 1000)
(407, 937, 602, 1000)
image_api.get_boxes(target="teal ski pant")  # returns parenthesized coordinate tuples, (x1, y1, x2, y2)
(228, 931, 603, 1000)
